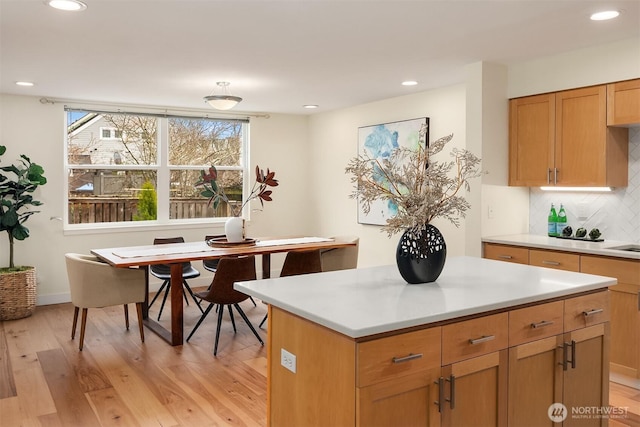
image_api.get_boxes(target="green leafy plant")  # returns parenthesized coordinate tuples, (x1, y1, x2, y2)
(195, 165, 278, 217)
(133, 181, 157, 221)
(345, 125, 482, 236)
(0, 146, 47, 270)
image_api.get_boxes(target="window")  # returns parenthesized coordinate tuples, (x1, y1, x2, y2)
(65, 108, 249, 228)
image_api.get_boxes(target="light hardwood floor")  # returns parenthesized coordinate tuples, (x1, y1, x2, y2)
(1, 291, 639, 426)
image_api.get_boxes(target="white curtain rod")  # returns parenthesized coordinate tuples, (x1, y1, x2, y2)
(39, 97, 271, 119)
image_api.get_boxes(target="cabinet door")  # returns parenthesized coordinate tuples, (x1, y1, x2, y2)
(563, 323, 609, 427)
(357, 367, 441, 427)
(509, 93, 555, 186)
(607, 79, 640, 126)
(608, 287, 640, 378)
(509, 335, 563, 427)
(441, 350, 508, 427)
(555, 85, 627, 187)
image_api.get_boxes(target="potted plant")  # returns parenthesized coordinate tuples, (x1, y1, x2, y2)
(345, 124, 481, 283)
(195, 165, 278, 242)
(0, 145, 47, 320)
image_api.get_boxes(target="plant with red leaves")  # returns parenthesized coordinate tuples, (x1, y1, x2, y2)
(196, 165, 278, 217)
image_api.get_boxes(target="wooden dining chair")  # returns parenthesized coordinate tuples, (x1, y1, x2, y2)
(259, 249, 322, 328)
(186, 255, 263, 356)
(148, 237, 203, 320)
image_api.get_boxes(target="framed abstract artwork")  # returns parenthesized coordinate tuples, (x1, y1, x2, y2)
(356, 117, 429, 225)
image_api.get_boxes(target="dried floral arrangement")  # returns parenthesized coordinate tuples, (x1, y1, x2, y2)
(196, 165, 278, 217)
(345, 125, 482, 236)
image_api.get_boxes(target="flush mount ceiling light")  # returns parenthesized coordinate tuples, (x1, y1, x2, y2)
(204, 82, 242, 110)
(590, 10, 620, 20)
(46, 0, 87, 11)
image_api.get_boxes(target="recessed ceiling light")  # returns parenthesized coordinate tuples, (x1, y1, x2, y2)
(46, 0, 87, 11)
(303, 105, 319, 109)
(402, 81, 418, 86)
(590, 10, 620, 20)
(16, 81, 35, 87)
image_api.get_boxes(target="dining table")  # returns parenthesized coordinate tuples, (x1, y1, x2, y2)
(91, 236, 357, 346)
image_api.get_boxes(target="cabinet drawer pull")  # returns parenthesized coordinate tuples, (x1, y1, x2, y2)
(542, 260, 560, 266)
(469, 335, 495, 345)
(583, 308, 604, 317)
(498, 255, 513, 260)
(531, 320, 554, 329)
(392, 353, 423, 364)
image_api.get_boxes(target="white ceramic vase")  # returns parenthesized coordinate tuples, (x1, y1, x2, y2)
(225, 217, 245, 243)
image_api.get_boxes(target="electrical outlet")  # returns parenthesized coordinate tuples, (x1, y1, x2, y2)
(281, 348, 297, 373)
(577, 202, 589, 220)
(487, 205, 495, 219)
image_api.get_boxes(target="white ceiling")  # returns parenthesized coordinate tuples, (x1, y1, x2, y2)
(1, 0, 639, 115)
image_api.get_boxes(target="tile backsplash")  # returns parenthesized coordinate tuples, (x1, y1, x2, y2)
(529, 127, 640, 243)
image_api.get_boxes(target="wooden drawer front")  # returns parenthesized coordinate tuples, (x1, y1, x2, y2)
(483, 244, 529, 265)
(442, 312, 508, 365)
(357, 327, 441, 387)
(581, 255, 639, 286)
(529, 249, 580, 272)
(564, 291, 610, 331)
(509, 301, 564, 346)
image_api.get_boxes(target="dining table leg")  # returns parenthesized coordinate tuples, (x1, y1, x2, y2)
(262, 254, 271, 279)
(170, 263, 184, 345)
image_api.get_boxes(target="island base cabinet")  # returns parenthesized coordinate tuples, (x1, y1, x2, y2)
(356, 368, 441, 427)
(563, 323, 609, 427)
(608, 287, 639, 378)
(508, 325, 609, 427)
(441, 350, 508, 427)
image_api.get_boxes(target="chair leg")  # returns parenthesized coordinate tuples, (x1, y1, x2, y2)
(136, 303, 145, 343)
(148, 280, 168, 309)
(79, 308, 88, 351)
(249, 296, 257, 307)
(234, 304, 264, 346)
(213, 304, 225, 356)
(71, 306, 79, 339)
(182, 280, 204, 313)
(228, 305, 237, 333)
(259, 313, 268, 329)
(124, 304, 130, 330)
(186, 303, 215, 342)
(157, 280, 171, 320)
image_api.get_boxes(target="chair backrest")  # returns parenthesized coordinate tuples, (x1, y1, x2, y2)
(203, 235, 225, 270)
(280, 249, 322, 277)
(150, 236, 192, 275)
(65, 253, 146, 308)
(320, 236, 359, 272)
(201, 255, 257, 305)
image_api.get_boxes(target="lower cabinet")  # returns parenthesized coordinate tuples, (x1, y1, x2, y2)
(357, 367, 441, 427)
(508, 324, 609, 427)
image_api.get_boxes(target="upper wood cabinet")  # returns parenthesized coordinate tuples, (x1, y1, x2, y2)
(607, 79, 640, 126)
(509, 85, 629, 187)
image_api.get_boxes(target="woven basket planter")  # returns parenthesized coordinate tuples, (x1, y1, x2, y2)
(0, 267, 37, 320)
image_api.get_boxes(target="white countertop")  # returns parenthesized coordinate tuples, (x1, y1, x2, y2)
(482, 234, 640, 260)
(235, 256, 615, 339)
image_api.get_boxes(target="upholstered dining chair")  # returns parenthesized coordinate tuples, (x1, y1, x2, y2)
(148, 237, 203, 320)
(320, 235, 360, 271)
(259, 249, 322, 328)
(65, 253, 146, 351)
(186, 255, 263, 356)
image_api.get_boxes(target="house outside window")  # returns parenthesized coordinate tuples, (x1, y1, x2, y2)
(65, 108, 249, 228)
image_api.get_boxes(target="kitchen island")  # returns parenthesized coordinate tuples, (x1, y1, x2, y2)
(235, 256, 615, 427)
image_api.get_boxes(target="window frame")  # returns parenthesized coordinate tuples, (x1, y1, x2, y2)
(64, 107, 250, 233)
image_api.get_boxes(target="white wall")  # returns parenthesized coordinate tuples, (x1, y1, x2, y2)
(0, 95, 312, 304)
(307, 85, 471, 267)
